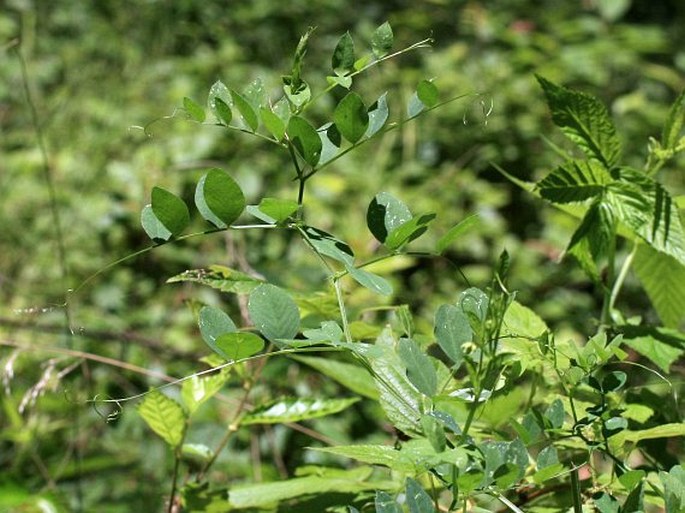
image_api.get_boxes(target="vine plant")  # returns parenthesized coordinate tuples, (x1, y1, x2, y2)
(124, 23, 685, 513)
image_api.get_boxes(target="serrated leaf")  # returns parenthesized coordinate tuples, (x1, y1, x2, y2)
(537, 160, 613, 203)
(385, 213, 436, 250)
(332, 31, 355, 73)
(334, 92, 369, 144)
(367, 192, 413, 244)
(566, 199, 616, 280)
(241, 397, 359, 425)
(208, 80, 232, 124)
(662, 88, 685, 150)
(633, 245, 685, 329)
(291, 355, 378, 399)
(434, 304, 470, 369)
(141, 204, 172, 242)
(398, 338, 437, 397)
(167, 265, 263, 294)
(287, 116, 321, 166)
(150, 186, 190, 237)
(406, 478, 436, 513)
(137, 390, 186, 448)
(181, 369, 231, 414)
(619, 324, 685, 372)
(230, 89, 259, 132)
(365, 92, 389, 139)
(608, 168, 685, 265)
(436, 214, 480, 254)
(195, 168, 245, 228)
(417, 80, 438, 108)
(248, 284, 300, 344)
(257, 197, 299, 224)
(371, 21, 394, 58)
(537, 75, 622, 168)
(346, 265, 393, 296)
(183, 97, 206, 122)
(260, 107, 286, 141)
(198, 305, 237, 358)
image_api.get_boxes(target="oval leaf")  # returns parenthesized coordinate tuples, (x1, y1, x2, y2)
(385, 213, 436, 250)
(332, 31, 355, 73)
(241, 397, 359, 425)
(261, 107, 286, 141)
(183, 96, 206, 123)
(208, 80, 233, 125)
(287, 116, 322, 166)
(215, 332, 264, 361)
(367, 192, 413, 243)
(258, 197, 299, 224)
(195, 168, 246, 228)
(141, 204, 172, 242)
(347, 265, 393, 296)
(365, 92, 389, 139)
(198, 305, 237, 357)
(371, 22, 394, 58)
(248, 284, 300, 344)
(434, 304, 470, 369)
(417, 80, 438, 108)
(398, 338, 437, 397)
(231, 89, 259, 132)
(137, 390, 186, 448)
(334, 92, 369, 144)
(151, 186, 190, 236)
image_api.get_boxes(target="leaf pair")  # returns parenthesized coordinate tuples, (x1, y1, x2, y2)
(367, 192, 436, 250)
(141, 168, 245, 242)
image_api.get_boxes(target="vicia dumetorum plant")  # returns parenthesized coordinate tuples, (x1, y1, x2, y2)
(112, 24, 685, 513)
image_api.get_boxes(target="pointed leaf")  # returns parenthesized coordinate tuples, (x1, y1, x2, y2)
(137, 390, 186, 448)
(214, 332, 264, 361)
(198, 305, 237, 358)
(398, 338, 437, 397)
(183, 97, 206, 122)
(405, 478, 436, 513)
(332, 31, 355, 73)
(622, 479, 645, 513)
(436, 214, 480, 254)
(151, 186, 190, 236)
(167, 265, 263, 294)
(365, 92, 389, 138)
(241, 397, 359, 425)
(257, 197, 299, 224)
(537, 75, 621, 168)
(334, 92, 369, 144)
(287, 116, 322, 166)
(662, 88, 685, 150)
(230, 89, 259, 132)
(434, 304, 470, 369)
(537, 160, 613, 203)
(371, 22, 394, 58)
(195, 168, 246, 228)
(367, 192, 413, 243)
(385, 213, 436, 250)
(346, 265, 393, 296)
(208, 80, 232, 125)
(141, 204, 172, 242)
(248, 284, 300, 344)
(260, 107, 286, 141)
(566, 199, 616, 279)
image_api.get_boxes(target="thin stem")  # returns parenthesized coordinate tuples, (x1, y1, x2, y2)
(570, 467, 583, 513)
(609, 241, 637, 313)
(168, 452, 181, 513)
(333, 278, 353, 344)
(599, 235, 617, 329)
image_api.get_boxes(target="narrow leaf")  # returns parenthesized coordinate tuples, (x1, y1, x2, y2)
(291, 355, 379, 399)
(347, 265, 393, 296)
(195, 168, 246, 228)
(302, 226, 355, 266)
(248, 284, 300, 344)
(662, 88, 685, 150)
(398, 338, 437, 397)
(261, 107, 286, 141)
(167, 265, 263, 294)
(371, 22, 394, 58)
(334, 92, 369, 144)
(137, 390, 186, 448)
(241, 397, 359, 425)
(436, 214, 480, 254)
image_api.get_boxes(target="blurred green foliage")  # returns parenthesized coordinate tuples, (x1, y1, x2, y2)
(1, 1, 684, 511)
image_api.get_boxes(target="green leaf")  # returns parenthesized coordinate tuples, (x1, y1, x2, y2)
(436, 214, 480, 254)
(662, 88, 685, 150)
(208, 80, 233, 125)
(398, 338, 437, 397)
(459, 287, 489, 324)
(375, 491, 402, 513)
(141, 204, 172, 242)
(167, 265, 263, 294)
(619, 324, 685, 372)
(607, 168, 685, 265)
(537, 75, 622, 168)
(198, 305, 237, 358)
(365, 92, 389, 139)
(622, 479, 645, 513)
(405, 478, 436, 513)
(660, 465, 685, 513)
(183, 96, 206, 122)
(257, 197, 299, 224)
(260, 107, 286, 141)
(291, 355, 378, 399)
(417, 80, 438, 108)
(617, 423, 685, 444)
(181, 369, 231, 414)
(214, 332, 264, 361)
(332, 31, 355, 73)
(434, 304, 470, 369)
(302, 226, 355, 266)
(633, 245, 685, 329)
(544, 399, 565, 429)
(537, 160, 613, 203)
(316, 444, 417, 473)
(319, 122, 342, 165)
(367, 192, 413, 244)
(230, 89, 259, 132)
(566, 199, 616, 280)
(284, 79, 311, 109)
(334, 92, 369, 144)
(241, 397, 359, 425)
(150, 186, 190, 237)
(385, 213, 436, 250)
(287, 116, 322, 166)
(594, 492, 620, 513)
(180, 444, 214, 470)
(137, 390, 186, 448)
(346, 265, 393, 296)
(243, 78, 265, 110)
(421, 414, 446, 453)
(602, 371, 627, 392)
(407, 91, 426, 118)
(371, 21, 394, 58)
(195, 168, 246, 228)
(326, 73, 353, 89)
(248, 284, 300, 344)
(536, 445, 559, 470)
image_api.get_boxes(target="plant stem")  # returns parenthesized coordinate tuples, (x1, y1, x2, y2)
(609, 241, 637, 313)
(168, 452, 181, 513)
(570, 467, 583, 513)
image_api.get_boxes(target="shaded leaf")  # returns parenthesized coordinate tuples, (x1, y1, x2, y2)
(371, 22, 394, 58)
(151, 186, 190, 236)
(334, 92, 369, 144)
(398, 338, 437, 397)
(137, 390, 186, 448)
(183, 96, 205, 122)
(332, 31, 355, 73)
(287, 116, 322, 166)
(195, 168, 246, 228)
(248, 284, 300, 344)
(375, 490, 402, 513)
(198, 305, 237, 357)
(367, 192, 413, 244)
(241, 397, 359, 425)
(406, 477, 436, 513)
(537, 160, 613, 203)
(662, 88, 685, 150)
(416, 80, 438, 108)
(302, 226, 355, 266)
(660, 465, 685, 513)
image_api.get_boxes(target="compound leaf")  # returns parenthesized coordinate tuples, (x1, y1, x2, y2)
(537, 160, 613, 203)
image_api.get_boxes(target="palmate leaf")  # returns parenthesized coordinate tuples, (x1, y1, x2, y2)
(537, 75, 622, 169)
(633, 245, 685, 329)
(241, 397, 359, 425)
(607, 168, 685, 265)
(137, 390, 186, 448)
(537, 160, 613, 203)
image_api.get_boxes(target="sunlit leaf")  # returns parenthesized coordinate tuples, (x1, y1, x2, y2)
(257, 197, 299, 224)
(398, 338, 437, 397)
(180, 443, 214, 470)
(371, 22, 394, 58)
(346, 265, 393, 296)
(260, 107, 286, 141)
(248, 284, 300, 344)
(365, 92, 389, 139)
(434, 304, 470, 369)
(302, 226, 355, 266)
(332, 31, 355, 73)
(367, 192, 413, 244)
(137, 390, 186, 448)
(537, 160, 613, 203)
(214, 332, 264, 361)
(183, 96, 206, 122)
(291, 355, 378, 400)
(141, 204, 172, 242)
(241, 397, 359, 425)
(416, 80, 438, 108)
(149, 186, 190, 237)
(208, 80, 233, 125)
(662, 88, 685, 150)
(385, 213, 436, 250)
(334, 92, 369, 144)
(287, 116, 322, 166)
(181, 369, 231, 414)
(436, 214, 480, 254)
(405, 478, 436, 513)
(167, 265, 263, 294)
(231, 89, 259, 132)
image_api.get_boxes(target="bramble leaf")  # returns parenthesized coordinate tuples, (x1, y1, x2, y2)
(662, 88, 685, 150)
(137, 390, 186, 448)
(537, 160, 613, 203)
(633, 245, 685, 328)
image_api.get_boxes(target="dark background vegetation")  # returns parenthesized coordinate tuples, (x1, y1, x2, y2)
(1, 1, 684, 511)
